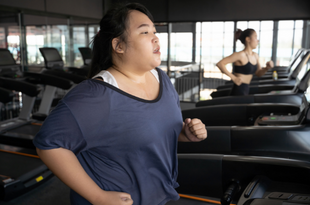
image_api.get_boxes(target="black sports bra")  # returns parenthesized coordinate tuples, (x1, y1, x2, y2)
(234, 53, 258, 75)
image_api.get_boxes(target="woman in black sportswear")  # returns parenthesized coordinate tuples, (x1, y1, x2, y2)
(216, 29, 274, 96)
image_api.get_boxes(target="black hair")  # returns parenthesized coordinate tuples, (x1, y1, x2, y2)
(88, 2, 154, 78)
(235, 28, 255, 45)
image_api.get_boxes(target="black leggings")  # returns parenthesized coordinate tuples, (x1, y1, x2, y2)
(230, 83, 250, 96)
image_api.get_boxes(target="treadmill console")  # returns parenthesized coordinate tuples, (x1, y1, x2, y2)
(0, 65, 23, 78)
(85, 59, 91, 65)
(257, 115, 299, 125)
(47, 61, 64, 69)
(237, 176, 310, 205)
(268, 90, 294, 95)
(257, 100, 307, 125)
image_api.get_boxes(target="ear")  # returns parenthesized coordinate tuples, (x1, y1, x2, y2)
(112, 38, 124, 54)
(245, 36, 251, 44)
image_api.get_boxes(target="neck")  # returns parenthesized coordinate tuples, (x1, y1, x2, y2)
(244, 47, 253, 55)
(110, 65, 150, 84)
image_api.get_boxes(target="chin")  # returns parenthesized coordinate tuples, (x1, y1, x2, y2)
(153, 59, 161, 68)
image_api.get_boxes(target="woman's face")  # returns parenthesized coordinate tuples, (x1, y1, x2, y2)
(247, 31, 259, 49)
(121, 10, 161, 70)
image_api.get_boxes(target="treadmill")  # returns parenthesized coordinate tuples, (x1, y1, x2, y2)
(0, 88, 15, 106)
(220, 48, 305, 87)
(0, 78, 45, 148)
(78, 47, 92, 68)
(183, 62, 310, 127)
(196, 59, 310, 107)
(263, 48, 304, 74)
(177, 87, 310, 205)
(39, 47, 89, 77)
(211, 51, 310, 98)
(0, 50, 74, 149)
(0, 144, 53, 201)
(0, 76, 73, 148)
(0, 89, 53, 201)
(217, 49, 310, 90)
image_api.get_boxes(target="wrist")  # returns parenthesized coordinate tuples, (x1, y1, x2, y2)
(90, 190, 107, 205)
(179, 131, 191, 142)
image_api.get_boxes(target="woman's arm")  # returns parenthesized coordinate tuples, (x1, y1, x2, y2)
(255, 53, 274, 77)
(37, 148, 133, 205)
(178, 118, 207, 142)
(216, 52, 243, 85)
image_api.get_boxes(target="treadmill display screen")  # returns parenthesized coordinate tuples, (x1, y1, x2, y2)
(306, 87, 310, 103)
(43, 49, 63, 62)
(79, 48, 91, 60)
(0, 50, 16, 66)
(289, 50, 308, 75)
(296, 55, 310, 82)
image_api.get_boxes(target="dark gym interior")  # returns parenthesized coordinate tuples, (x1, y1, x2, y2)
(1, 0, 310, 204)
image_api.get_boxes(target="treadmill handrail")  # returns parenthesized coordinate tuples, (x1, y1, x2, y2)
(0, 87, 14, 104)
(42, 69, 86, 84)
(0, 77, 41, 97)
(24, 71, 74, 90)
(211, 83, 295, 98)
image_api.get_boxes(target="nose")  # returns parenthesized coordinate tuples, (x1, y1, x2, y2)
(153, 34, 159, 43)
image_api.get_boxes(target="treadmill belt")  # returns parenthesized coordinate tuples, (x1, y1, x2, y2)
(0, 152, 43, 178)
(4, 124, 41, 138)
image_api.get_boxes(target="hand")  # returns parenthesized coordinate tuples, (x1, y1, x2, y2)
(94, 191, 133, 205)
(266, 60, 274, 69)
(183, 118, 207, 142)
(232, 76, 242, 86)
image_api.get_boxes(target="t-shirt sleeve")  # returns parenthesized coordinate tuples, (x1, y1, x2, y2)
(33, 100, 87, 154)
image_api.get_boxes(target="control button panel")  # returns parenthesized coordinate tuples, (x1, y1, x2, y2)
(258, 114, 299, 125)
(268, 192, 293, 200)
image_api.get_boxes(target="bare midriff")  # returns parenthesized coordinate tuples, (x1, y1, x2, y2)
(234, 73, 253, 84)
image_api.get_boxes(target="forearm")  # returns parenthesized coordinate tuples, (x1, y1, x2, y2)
(36, 148, 105, 204)
(216, 62, 236, 80)
(178, 131, 190, 142)
(256, 67, 269, 77)
(178, 123, 189, 142)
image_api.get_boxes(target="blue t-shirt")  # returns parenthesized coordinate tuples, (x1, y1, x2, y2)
(33, 68, 183, 205)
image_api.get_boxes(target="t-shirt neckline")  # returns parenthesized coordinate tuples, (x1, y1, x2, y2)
(91, 67, 163, 103)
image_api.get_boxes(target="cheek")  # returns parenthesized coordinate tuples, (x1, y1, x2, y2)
(131, 40, 151, 52)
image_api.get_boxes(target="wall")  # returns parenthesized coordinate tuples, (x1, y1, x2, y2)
(0, 0, 102, 20)
(1, 0, 310, 25)
(104, 0, 310, 22)
(169, 0, 310, 22)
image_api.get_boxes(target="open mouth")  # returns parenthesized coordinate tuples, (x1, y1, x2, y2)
(153, 47, 160, 53)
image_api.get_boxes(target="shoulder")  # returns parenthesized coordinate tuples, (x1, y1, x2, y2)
(226, 51, 245, 60)
(60, 80, 112, 123)
(235, 51, 246, 57)
(68, 79, 104, 94)
(223, 51, 245, 63)
(63, 79, 110, 105)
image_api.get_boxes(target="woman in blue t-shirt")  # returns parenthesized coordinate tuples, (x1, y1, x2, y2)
(216, 28, 274, 96)
(34, 3, 207, 205)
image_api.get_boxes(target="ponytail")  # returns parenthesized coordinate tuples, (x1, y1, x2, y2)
(235, 28, 255, 45)
(235, 29, 243, 42)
